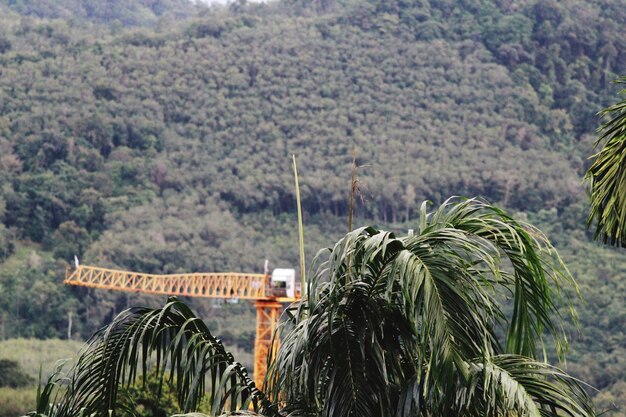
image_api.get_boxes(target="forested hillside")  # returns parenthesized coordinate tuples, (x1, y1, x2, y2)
(0, 0, 201, 26)
(0, 0, 624, 414)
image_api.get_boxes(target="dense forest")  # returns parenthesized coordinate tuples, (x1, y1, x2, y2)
(0, 0, 624, 414)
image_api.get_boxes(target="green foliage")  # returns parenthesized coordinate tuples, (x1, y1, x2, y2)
(585, 77, 626, 247)
(0, 338, 83, 381)
(269, 199, 592, 417)
(0, 223, 15, 260)
(0, 32, 10, 54)
(48, 221, 91, 260)
(0, 359, 34, 388)
(34, 299, 271, 417)
(118, 371, 183, 417)
(0, 386, 36, 417)
(0, 0, 202, 27)
(0, 251, 85, 339)
(1, 0, 621, 246)
(0, 338, 77, 417)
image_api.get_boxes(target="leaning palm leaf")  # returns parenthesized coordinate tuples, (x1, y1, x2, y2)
(267, 198, 594, 417)
(420, 198, 576, 359)
(43, 298, 275, 417)
(459, 355, 595, 417)
(585, 76, 626, 246)
(24, 360, 69, 417)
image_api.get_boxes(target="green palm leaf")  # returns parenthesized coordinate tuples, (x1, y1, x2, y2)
(585, 76, 626, 246)
(35, 298, 274, 417)
(268, 198, 594, 417)
(460, 355, 595, 417)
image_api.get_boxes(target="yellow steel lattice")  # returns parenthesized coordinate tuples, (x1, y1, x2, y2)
(64, 264, 298, 388)
(65, 265, 272, 300)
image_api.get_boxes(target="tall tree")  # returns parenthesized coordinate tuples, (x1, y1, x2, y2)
(268, 198, 594, 417)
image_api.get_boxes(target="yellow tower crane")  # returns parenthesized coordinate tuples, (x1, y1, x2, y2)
(64, 264, 301, 387)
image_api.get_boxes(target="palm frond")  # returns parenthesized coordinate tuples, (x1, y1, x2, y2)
(585, 76, 626, 246)
(41, 298, 274, 417)
(423, 198, 576, 358)
(269, 227, 410, 417)
(26, 360, 69, 417)
(268, 198, 592, 417)
(460, 355, 595, 417)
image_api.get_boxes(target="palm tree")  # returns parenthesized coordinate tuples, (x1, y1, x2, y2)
(585, 76, 626, 246)
(30, 199, 595, 417)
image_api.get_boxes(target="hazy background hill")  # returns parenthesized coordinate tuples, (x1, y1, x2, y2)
(0, 0, 201, 26)
(0, 0, 624, 415)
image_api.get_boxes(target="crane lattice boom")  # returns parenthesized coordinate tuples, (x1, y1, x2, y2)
(64, 264, 299, 387)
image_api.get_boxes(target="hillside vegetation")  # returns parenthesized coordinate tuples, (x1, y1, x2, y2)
(0, 0, 201, 26)
(0, 0, 624, 414)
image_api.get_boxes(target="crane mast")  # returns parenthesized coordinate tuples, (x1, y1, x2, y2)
(64, 265, 300, 387)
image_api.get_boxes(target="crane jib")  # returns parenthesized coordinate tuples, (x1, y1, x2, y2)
(64, 265, 299, 302)
(63, 264, 301, 386)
